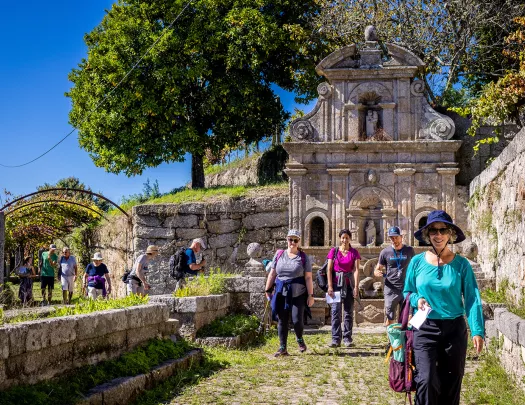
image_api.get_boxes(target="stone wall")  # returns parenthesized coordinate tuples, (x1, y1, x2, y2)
(469, 128, 525, 302)
(490, 307, 525, 390)
(0, 303, 178, 390)
(132, 197, 288, 296)
(205, 156, 260, 188)
(91, 214, 133, 298)
(150, 294, 230, 339)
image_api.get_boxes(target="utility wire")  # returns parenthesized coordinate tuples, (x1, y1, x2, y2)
(0, 0, 193, 168)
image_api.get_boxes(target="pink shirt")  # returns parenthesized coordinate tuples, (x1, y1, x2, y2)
(327, 247, 361, 273)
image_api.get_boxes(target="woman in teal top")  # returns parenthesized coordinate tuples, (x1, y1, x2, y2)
(403, 210, 484, 405)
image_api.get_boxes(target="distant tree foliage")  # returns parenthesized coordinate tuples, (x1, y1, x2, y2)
(465, 18, 525, 149)
(67, 0, 330, 188)
(314, 0, 525, 104)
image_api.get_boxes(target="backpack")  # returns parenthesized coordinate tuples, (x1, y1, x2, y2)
(121, 269, 131, 283)
(315, 247, 339, 292)
(169, 247, 190, 281)
(385, 293, 416, 404)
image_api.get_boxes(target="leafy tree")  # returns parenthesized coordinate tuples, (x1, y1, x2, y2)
(315, 0, 525, 104)
(67, 0, 329, 188)
(466, 17, 525, 149)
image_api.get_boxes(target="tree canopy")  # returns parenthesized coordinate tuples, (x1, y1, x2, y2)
(67, 0, 329, 188)
(315, 0, 525, 104)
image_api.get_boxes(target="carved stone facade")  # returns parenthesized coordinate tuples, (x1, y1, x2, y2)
(284, 28, 466, 265)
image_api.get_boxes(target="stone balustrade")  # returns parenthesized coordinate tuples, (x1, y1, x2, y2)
(0, 303, 178, 390)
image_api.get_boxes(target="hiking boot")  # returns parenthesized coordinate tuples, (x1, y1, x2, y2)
(343, 339, 353, 348)
(297, 338, 307, 353)
(328, 341, 341, 348)
(274, 346, 289, 357)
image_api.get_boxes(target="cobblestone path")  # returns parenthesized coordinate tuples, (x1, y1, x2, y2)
(163, 325, 481, 405)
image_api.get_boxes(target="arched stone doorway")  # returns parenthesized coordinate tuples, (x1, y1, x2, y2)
(304, 212, 330, 247)
(310, 217, 325, 246)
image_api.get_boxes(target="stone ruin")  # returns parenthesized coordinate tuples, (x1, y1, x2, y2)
(284, 26, 469, 303)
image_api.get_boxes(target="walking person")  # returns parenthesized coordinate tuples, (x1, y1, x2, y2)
(265, 229, 314, 356)
(58, 247, 78, 304)
(374, 226, 415, 326)
(403, 210, 484, 405)
(326, 229, 361, 347)
(127, 245, 159, 296)
(17, 256, 35, 305)
(40, 244, 58, 305)
(83, 252, 111, 299)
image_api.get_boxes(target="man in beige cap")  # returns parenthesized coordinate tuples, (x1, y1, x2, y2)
(186, 238, 207, 275)
(127, 245, 159, 296)
(40, 244, 58, 305)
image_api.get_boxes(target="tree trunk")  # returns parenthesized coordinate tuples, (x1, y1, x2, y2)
(191, 153, 205, 189)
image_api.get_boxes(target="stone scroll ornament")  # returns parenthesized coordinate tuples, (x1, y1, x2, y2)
(290, 119, 315, 141)
(317, 82, 332, 98)
(421, 104, 456, 140)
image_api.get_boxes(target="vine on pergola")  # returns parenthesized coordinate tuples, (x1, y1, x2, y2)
(3, 191, 103, 256)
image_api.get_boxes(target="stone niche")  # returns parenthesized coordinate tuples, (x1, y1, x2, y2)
(284, 26, 466, 263)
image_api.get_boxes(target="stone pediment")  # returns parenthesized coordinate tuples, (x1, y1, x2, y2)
(291, 26, 455, 143)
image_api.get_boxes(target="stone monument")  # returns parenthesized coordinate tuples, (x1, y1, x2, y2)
(285, 26, 465, 260)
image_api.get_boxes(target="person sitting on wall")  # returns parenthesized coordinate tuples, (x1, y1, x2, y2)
(185, 238, 207, 276)
(127, 245, 159, 296)
(83, 252, 111, 299)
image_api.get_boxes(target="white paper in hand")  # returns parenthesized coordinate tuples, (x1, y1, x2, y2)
(408, 304, 432, 329)
(326, 291, 341, 304)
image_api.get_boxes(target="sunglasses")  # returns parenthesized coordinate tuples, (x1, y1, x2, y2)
(428, 227, 451, 236)
(287, 238, 300, 243)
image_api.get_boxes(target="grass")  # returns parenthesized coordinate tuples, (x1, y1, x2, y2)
(114, 183, 287, 215)
(3, 295, 149, 324)
(0, 338, 192, 405)
(174, 270, 235, 298)
(196, 314, 260, 338)
(463, 351, 525, 405)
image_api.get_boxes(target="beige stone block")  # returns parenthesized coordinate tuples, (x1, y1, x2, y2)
(127, 325, 161, 350)
(164, 214, 199, 228)
(0, 328, 10, 359)
(355, 299, 384, 324)
(24, 342, 74, 380)
(367, 153, 382, 164)
(73, 330, 127, 367)
(100, 374, 147, 405)
(175, 228, 207, 239)
(6, 323, 28, 357)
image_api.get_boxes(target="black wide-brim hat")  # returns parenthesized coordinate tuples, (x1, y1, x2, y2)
(414, 210, 466, 244)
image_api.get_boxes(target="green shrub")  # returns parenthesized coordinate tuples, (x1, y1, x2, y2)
(5, 295, 149, 324)
(0, 338, 191, 405)
(174, 269, 235, 297)
(197, 314, 260, 338)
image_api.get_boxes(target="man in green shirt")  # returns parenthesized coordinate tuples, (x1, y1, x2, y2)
(40, 244, 58, 305)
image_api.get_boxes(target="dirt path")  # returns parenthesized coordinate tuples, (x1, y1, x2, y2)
(162, 326, 479, 405)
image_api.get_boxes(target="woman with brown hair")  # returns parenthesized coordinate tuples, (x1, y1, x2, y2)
(326, 229, 361, 347)
(404, 210, 484, 405)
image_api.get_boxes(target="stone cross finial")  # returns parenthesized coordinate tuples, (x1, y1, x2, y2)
(364, 25, 378, 42)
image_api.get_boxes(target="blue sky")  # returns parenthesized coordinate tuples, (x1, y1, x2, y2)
(0, 1, 308, 205)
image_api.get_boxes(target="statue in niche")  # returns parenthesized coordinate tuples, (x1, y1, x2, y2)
(366, 110, 378, 139)
(367, 169, 378, 185)
(365, 220, 376, 246)
(365, 25, 378, 42)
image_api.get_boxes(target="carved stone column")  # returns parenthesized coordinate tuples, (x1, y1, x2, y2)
(344, 103, 359, 141)
(347, 208, 365, 247)
(284, 168, 308, 234)
(436, 167, 460, 219)
(381, 208, 398, 247)
(394, 168, 416, 246)
(327, 168, 351, 244)
(379, 102, 396, 140)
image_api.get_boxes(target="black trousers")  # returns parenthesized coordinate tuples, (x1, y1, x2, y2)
(413, 316, 468, 405)
(276, 295, 305, 348)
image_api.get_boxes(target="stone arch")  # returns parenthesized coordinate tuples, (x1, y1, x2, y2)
(348, 186, 395, 246)
(414, 209, 432, 247)
(348, 82, 394, 105)
(349, 186, 395, 210)
(304, 211, 330, 247)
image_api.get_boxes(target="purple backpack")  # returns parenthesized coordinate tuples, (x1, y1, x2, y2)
(388, 293, 416, 403)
